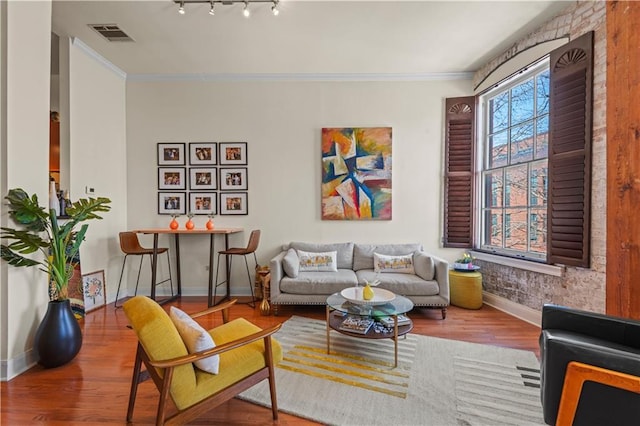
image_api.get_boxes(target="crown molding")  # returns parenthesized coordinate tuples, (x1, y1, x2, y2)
(71, 38, 127, 80)
(126, 71, 474, 82)
(68, 38, 473, 83)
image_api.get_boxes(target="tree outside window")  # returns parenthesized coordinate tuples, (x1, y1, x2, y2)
(480, 59, 549, 260)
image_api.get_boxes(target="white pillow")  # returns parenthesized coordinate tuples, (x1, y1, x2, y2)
(297, 250, 338, 272)
(283, 248, 299, 277)
(374, 252, 415, 274)
(169, 306, 219, 374)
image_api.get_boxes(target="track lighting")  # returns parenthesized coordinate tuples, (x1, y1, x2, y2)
(173, 1, 282, 17)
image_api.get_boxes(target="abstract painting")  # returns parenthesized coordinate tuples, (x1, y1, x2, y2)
(321, 127, 392, 220)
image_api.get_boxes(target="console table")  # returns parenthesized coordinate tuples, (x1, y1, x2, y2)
(130, 228, 243, 306)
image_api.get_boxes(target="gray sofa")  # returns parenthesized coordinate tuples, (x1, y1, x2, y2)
(269, 242, 449, 318)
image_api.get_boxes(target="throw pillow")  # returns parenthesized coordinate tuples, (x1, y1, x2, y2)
(373, 252, 415, 274)
(297, 250, 338, 272)
(413, 251, 435, 280)
(283, 248, 299, 278)
(169, 306, 219, 374)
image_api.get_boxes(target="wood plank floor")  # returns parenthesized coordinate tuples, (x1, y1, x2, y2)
(1, 297, 541, 425)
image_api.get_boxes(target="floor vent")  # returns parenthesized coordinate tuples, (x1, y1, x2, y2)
(89, 24, 134, 42)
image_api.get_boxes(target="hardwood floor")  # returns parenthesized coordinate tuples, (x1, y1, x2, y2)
(1, 297, 541, 425)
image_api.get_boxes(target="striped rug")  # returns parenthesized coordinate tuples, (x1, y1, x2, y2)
(239, 316, 544, 426)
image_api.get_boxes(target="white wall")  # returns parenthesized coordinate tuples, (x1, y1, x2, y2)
(68, 39, 128, 305)
(1, 0, 52, 380)
(126, 79, 471, 296)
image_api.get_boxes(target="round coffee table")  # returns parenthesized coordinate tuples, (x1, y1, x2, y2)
(326, 290, 414, 368)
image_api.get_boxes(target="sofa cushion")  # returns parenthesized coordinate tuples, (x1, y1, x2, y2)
(187, 318, 283, 411)
(356, 270, 440, 296)
(297, 250, 338, 272)
(280, 269, 358, 295)
(374, 252, 415, 274)
(282, 248, 299, 277)
(290, 242, 354, 269)
(353, 243, 422, 271)
(413, 251, 435, 281)
(170, 306, 219, 374)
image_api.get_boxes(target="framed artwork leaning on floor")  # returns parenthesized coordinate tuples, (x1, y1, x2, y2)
(82, 270, 106, 312)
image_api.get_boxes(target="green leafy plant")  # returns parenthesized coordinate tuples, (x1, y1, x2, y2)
(0, 188, 111, 301)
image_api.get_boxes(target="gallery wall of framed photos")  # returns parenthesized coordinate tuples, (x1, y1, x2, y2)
(157, 142, 249, 216)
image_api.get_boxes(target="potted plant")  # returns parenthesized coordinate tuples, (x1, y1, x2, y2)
(453, 252, 476, 270)
(0, 188, 111, 368)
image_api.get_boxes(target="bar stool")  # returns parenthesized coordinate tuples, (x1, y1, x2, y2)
(114, 232, 174, 308)
(214, 230, 260, 308)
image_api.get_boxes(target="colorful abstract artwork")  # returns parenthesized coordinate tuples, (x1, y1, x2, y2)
(321, 127, 392, 220)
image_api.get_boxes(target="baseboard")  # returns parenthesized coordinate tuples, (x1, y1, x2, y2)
(482, 292, 542, 327)
(1, 349, 37, 382)
(112, 288, 255, 301)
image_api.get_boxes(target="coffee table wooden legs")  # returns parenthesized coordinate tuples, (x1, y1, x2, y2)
(393, 316, 398, 368)
(326, 305, 331, 355)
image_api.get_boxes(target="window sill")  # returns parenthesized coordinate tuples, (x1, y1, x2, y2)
(469, 251, 565, 277)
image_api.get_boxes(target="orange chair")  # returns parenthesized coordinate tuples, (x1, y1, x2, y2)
(114, 232, 174, 308)
(556, 361, 640, 426)
(213, 230, 260, 307)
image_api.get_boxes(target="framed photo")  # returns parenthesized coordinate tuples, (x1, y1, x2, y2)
(158, 143, 186, 166)
(158, 167, 186, 190)
(158, 192, 186, 215)
(82, 270, 106, 312)
(220, 192, 248, 215)
(189, 167, 217, 190)
(219, 142, 247, 165)
(189, 142, 217, 165)
(220, 167, 248, 191)
(190, 192, 217, 215)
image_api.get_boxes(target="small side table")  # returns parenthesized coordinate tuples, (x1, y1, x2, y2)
(449, 269, 483, 309)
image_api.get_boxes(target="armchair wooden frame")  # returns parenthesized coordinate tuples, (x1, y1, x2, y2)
(556, 361, 640, 426)
(127, 299, 282, 425)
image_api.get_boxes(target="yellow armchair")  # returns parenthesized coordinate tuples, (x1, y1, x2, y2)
(123, 296, 282, 425)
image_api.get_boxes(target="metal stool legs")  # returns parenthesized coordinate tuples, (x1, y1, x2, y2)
(213, 252, 257, 308)
(114, 251, 174, 308)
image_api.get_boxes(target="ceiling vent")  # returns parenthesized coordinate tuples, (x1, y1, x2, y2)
(89, 24, 134, 42)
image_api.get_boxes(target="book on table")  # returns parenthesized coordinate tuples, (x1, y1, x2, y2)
(339, 316, 374, 334)
(375, 314, 411, 327)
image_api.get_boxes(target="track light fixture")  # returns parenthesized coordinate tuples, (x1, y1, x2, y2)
(173, 0, 282, 17)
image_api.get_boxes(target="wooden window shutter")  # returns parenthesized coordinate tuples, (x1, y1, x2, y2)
(443, 96, 475, 248)
(547, 31, 593, 267)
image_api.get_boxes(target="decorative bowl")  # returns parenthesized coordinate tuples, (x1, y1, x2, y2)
(453, 262, 476, 270)
(340, 287, 396, 306)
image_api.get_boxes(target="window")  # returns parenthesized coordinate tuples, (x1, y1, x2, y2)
(479, 59, 549, 261)
(443, 32, 594, 268)
(530, 213, 539, 242)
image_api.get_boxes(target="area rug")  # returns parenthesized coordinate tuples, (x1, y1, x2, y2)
(239, 316, 544, 426)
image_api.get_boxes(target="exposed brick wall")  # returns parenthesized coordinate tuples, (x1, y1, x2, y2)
(472, 1, 607, 313)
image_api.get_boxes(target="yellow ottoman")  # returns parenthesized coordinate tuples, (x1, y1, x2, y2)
(449, 270, 483, 309)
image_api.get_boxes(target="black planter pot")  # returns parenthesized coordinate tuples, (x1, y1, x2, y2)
(34, 299, 82, 368)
